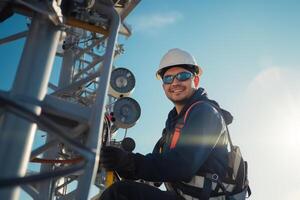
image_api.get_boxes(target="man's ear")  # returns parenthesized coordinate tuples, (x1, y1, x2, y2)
(193, 75, 200, 88)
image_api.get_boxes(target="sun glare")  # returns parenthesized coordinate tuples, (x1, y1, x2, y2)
(237, 67, 300, 200)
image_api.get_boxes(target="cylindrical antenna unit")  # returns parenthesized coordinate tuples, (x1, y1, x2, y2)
(112, 97, 140, 129)
(109, 67, 135, 98)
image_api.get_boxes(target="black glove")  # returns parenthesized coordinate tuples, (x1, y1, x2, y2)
(100, 146, 135, 172)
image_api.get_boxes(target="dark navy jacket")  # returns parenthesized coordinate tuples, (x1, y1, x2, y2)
(131, 88, 232, 183)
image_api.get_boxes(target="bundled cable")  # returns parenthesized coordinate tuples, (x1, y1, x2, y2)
(30, 157, 83, 164)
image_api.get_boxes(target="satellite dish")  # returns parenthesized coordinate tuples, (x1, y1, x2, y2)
(109, 68, 135, 98)
(112, 97, 141, 129)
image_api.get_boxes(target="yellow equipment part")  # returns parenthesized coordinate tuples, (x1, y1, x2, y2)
(105, 171, 114, 187)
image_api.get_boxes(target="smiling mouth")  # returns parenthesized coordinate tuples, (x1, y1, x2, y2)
(172, 89, 183, 93)
(169, 87, 185, 94)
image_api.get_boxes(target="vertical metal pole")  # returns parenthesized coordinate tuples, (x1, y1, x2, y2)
(37, 36, 75, 200)
(0, 14, 60, 200)
(76, 5, 120, 200)
(58, 48, 74, 87)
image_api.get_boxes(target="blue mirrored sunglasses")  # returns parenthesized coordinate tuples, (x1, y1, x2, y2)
(162, 71, 193, 84)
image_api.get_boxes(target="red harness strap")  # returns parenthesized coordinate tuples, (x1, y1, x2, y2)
(169, 101, 203, 149)
(170, 126, 182, 149)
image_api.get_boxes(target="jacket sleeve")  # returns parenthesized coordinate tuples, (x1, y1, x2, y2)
(132, 103, 225, 182)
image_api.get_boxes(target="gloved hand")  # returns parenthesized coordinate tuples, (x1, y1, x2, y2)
(100, 146, 135, 172)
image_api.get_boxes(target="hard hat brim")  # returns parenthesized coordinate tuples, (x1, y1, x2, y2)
(156, 64, 202, 79)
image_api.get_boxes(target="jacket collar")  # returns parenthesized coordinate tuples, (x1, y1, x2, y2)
(165, 88, 208, 130)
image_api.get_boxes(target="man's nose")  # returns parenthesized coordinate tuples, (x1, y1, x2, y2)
(171, 77, 181, 85)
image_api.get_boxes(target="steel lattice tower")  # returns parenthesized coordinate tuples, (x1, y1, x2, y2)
(0, 0, 140, 199)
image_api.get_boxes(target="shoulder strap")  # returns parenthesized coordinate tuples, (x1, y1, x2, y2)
(183, 101, 203, 123)
(183, 100, 234, 150)
(206, 101, 235, 150)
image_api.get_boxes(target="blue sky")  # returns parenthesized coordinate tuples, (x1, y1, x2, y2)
(1, 0, 300, 199)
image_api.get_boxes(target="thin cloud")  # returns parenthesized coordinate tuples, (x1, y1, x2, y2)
(131, 11, 183, 33)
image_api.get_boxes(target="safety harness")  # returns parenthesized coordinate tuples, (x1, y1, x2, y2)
(160, 101, 251, 200)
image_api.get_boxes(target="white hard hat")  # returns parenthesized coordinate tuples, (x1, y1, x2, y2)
(156, 48, 202, 79)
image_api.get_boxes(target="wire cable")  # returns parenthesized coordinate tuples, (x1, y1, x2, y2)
(0, 93, 93, 159)
(0, 93, 94, 187)
(30, 157, 83, 164)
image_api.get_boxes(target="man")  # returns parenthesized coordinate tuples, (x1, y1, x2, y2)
(99, 48, 247, 200)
